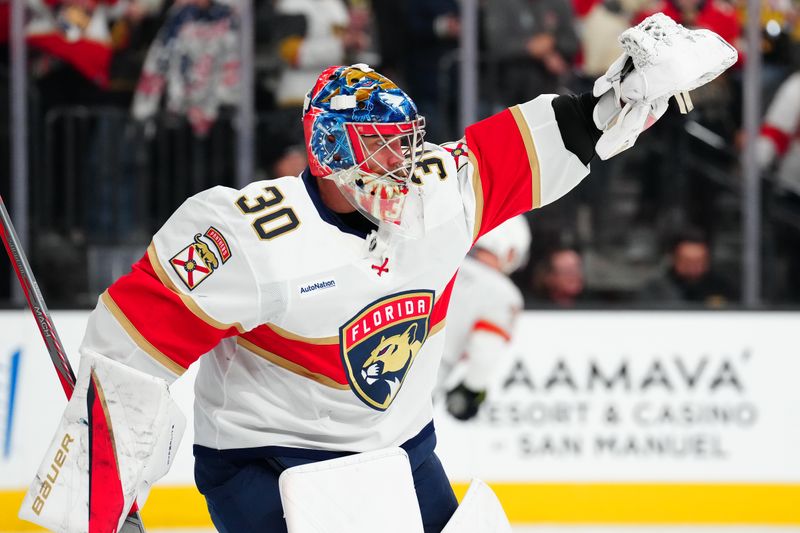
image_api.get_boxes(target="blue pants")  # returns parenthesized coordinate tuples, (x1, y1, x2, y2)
(194, 450, 458, 532)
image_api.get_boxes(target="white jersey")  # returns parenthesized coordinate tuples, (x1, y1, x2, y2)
(439, 256, 523, 393)
(80, 95, 589, 455)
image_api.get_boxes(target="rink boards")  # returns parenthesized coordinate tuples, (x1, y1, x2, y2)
(1, 310, 799, 529)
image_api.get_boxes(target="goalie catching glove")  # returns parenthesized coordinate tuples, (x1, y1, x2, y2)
(592, 12, 738, 159)
(19, 353, 185, 533)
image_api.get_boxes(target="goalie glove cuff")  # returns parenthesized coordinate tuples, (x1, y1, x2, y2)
(552, 92, 602, 166)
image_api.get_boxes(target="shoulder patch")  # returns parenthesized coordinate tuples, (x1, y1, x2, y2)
(170, 231, 223, 290)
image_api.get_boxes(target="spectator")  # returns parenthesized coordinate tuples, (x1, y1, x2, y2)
(638, 229, 734, 306)
(579, 0, 651, 79)
(757, 71, 800, 196)
(371, 0, 409, 84)
(26, 0, 115, 89)
(270, 144, 308, 178)
(732, 0, 797, 90)
(267, 0, 354, 147)
(273, 0, 350, 108)
(132, 0, 241, 136)
(106, 0, 168, 104)
(483, 0, 580, 108)
(531, 246, 586, 307)
(405, 0, 460, 142)
(633, 0, 741, 57)
(345, 0, 378, 66)
(755, 71, 800, 304)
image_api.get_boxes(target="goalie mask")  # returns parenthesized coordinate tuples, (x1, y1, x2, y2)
(303, 64, 426, 233)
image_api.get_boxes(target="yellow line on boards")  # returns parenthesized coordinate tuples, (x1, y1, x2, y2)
(0, 491, 38, 531)
(139, 486, 213, 527)
(3, 483, 800, 530)
(451, 483, 800, 524)
(0, 486, 213, 531)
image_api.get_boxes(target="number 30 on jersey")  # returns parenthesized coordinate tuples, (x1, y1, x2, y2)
(235, 186, 300, 240)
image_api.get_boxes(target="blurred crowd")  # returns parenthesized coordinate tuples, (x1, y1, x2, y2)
(0, 0, 799, 308)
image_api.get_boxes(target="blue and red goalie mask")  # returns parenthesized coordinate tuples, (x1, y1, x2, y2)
(303, 64, 426, 230)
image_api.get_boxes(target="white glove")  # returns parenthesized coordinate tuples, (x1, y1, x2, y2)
(592, 13, 738, 159)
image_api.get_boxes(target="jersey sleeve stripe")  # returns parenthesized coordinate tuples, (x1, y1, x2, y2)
(465, 108, 536, 239)
(237, 338, 350, 390)
(100, 291, 186, 376)
(468, 152, 485, 243)
(472, 319, 512, 342)
(516, 96, 590, 207)
(510, 105, 543, 209)
(239, 325, 347, 386)
(147, 244, 246, 334)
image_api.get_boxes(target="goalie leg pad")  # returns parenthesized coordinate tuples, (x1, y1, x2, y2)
(19, 352, 185, 533)
(279, 447, 425, 533)
(441, 478, 512, 533)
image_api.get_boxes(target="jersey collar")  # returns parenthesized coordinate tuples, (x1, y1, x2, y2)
(301, 167, 376, 239)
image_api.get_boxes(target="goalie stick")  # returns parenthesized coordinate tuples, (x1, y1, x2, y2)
(0, 195, 146, 533)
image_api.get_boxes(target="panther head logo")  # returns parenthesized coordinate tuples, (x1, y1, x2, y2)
(360, 323, 422, 399)
(340, 291, 433, 410)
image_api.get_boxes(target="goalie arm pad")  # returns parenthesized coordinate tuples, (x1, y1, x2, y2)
(19, 352, 186, 533)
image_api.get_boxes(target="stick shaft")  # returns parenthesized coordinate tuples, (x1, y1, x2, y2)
(0, 195, 75, 395)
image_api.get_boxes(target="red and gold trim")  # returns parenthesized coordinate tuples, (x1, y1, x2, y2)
(148, 244, 245, 334)
(105, 249, 241, 373)
(239, 325, 347, 387)
(509, 105, 542, 209)
(465, 108, 537, 239)
(468, 152, 484, 243)
(101, 291, 186, 376)
(264, 322, 339, 345)
(237, 337, 349, 390)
